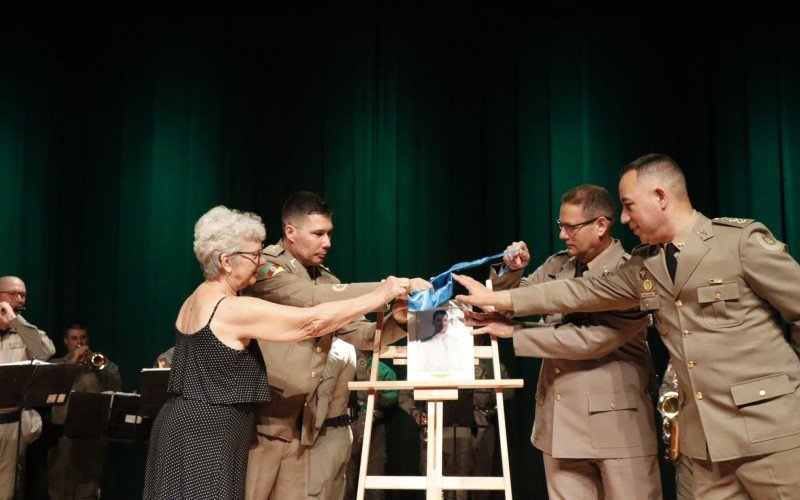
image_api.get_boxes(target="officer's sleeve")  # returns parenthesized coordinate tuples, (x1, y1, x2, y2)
(739, 223, 800, 354)
(100, 362, 123, 392)
(490, 261, 549, 291)
(249, 264, 382, 307)
(509, 266, 640, 317)
(334, 315, 406, 349)
(10, 317, 55, 361)
(511, 308, 649, 360)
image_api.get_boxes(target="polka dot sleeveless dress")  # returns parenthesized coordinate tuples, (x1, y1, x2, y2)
(144, 297, 270, 499)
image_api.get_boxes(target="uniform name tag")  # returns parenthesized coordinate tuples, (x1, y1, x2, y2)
(640, 291, 656, 298)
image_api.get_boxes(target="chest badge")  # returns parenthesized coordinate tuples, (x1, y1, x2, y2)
(642, 279, 654, 292)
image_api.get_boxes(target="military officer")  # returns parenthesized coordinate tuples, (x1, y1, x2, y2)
(456, 154, 800, 499)
(0, 276, 55, 500)
(48, 323, 122, 500)
(244, 191, 430, 500)
(481, 184, 661, 499)
(308, 338, 356, 500)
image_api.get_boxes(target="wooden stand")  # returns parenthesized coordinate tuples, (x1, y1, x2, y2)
(349, 308, 523, 500)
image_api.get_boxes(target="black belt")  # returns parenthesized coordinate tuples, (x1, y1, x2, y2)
(0, 411, 21, 424)
(324, 415, 352, 428)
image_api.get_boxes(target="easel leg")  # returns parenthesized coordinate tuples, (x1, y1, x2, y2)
(426, 400, 444, 500)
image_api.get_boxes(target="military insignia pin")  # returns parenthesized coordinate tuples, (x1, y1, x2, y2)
(639, 268, 647, 280)
(643, 279, 654, 292)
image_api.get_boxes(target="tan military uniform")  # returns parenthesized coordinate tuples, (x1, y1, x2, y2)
(47, 355, 122, 500)
(0, 315, 55, 500)
(308, 339, 356, 500)
(492, 240, 661, 499)
(508, 215, 800, 498)
(244, 240, 406, 500)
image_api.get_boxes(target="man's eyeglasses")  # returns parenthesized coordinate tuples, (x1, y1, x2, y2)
(556, 217, 606, 235)
(0, 291, 26, 299)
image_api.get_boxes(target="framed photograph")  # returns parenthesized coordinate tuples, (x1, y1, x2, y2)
(407, 301, 475, 381)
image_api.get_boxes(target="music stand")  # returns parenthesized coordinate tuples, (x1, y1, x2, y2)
(63, 392, 111, 440)
(0, 362, 81, 499)
(106, 393, 146, 442)
(63, 392, 148, 443)
(139, 368, 170, 418)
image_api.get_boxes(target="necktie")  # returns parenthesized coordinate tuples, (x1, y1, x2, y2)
(665, 243, 679, 282)
(574, 261, 589, 278)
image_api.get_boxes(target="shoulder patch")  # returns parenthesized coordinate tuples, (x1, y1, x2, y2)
(753, 233, 785, 252)
(713, 217, 755, 228)
(259, 262, 285, 278)
(264, 244, 284, 257)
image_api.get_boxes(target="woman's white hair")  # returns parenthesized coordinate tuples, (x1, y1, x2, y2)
(194, 206, 266, 280)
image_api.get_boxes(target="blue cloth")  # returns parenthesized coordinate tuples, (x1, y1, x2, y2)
(407, 252, 505, 312)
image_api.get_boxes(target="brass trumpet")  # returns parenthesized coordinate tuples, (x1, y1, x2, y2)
(85, 351, 108, 370)
(658, 390, 680, 462)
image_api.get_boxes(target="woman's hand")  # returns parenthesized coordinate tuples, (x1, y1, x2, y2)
(379, 276, 411, 303)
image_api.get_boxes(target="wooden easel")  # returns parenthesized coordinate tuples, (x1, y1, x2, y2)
(349, 303, 523, 500)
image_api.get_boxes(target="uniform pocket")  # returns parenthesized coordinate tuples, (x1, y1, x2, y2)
(588, 392, 642, 448)
(697, 282, 744, 328)
(730, 374, 800, 443)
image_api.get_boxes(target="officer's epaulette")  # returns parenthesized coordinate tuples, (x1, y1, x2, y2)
(712, 217, 755, 228)
(264, 244, 285, 257)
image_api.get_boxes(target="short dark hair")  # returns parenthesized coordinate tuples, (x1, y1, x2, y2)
(64, 322, 87, 338)
(281, 191, 333, 227)
(432, 310, 448, 320)
(561, 184, 616, 221)
(620, 154, 688, 199)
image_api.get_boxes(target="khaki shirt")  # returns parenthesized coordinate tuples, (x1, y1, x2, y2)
(0, 315, 55, 364)
(1, 315, 55, 414)
(492, 240, 657, 459)
(508, 215, 800, 461)
(243, 239, 406, 445)
(311, 339, 356, 442)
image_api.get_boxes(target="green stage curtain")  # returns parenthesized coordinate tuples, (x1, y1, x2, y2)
(1, 3, 798, 498)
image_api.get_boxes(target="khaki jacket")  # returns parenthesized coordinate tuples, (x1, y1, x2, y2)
(243, 240, 406, 446)
(492, 240, 657, 459)
(509, 215, 800, 461)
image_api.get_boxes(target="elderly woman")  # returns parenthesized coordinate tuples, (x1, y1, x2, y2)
(143, 206, 408, 499)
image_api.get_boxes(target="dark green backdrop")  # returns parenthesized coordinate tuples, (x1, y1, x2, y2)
(2, 2, 799, 498)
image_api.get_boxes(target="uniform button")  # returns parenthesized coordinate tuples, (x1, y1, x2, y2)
(759, 389, 766, 396)
(695, 392, 703, 400)
(688, 361, 696, 369)
(555, 394, 562, 401)
(554, 367, 561, 374)
(315, 346, 323, 353)
(715, 292, 722, 300)
(610, 403, 616, 410)
(682, 330, 689, 337)
(675, 300, 683, 308)
(311, 371, 317, 378)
